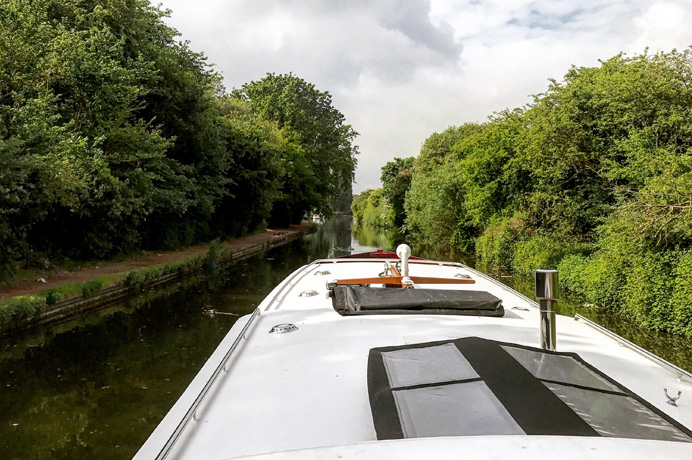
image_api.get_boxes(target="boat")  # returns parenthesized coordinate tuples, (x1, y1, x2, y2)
(134, 245, 692, 459)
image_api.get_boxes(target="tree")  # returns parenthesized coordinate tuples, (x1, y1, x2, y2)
(213, 98, 284, 236)
(398, 49, 692, 335)
(233, 73, 358, 225)
(405, 161, 469, 248)
(414, 124, 482, 176)
(351, 189, 374, 225)
(456, 110, 528, 229)
(1, 0, 184, 259)
(380, 157, 415, 228)
(0, 0, 295, 278)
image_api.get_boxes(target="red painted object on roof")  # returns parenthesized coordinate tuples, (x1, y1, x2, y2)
(338, 249, 425, 260)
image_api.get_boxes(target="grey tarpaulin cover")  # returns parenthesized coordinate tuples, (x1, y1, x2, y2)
(367, 337, 692, 442)
(331, 285, 504, 317)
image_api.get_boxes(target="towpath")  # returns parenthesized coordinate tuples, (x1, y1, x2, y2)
(0, 222, 312, 301)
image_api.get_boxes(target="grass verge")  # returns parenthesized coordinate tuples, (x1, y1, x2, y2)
(0, 238, 254, 331)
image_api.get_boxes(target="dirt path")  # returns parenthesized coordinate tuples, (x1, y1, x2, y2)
(0, 223, 312, 300)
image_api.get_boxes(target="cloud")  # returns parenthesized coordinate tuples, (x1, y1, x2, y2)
(157, 0, 692, 192)
(629, 1, 692, 52)
(160, 0, 462, 86)
(375, 0, 461, 58)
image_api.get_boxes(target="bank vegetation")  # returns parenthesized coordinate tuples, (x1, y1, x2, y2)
(354, 50, 692, 336)
(0, 0, 357, 283)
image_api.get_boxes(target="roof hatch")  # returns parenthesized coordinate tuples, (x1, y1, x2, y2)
(367, 337, 692, 443)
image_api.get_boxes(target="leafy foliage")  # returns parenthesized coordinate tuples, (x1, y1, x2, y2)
(475, 215, 526, 273)
(393, 49, 692, 335)
(405, 161, 469, 249)
(351, 189, 388, 227)
(233, 73, 358, 226)
(0, 1, 356, 280)
(380, 157, 414, 228)
(351, 189, 373, 225)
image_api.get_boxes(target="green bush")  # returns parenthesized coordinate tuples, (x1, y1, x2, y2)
(670, 250, 692, 335)
(44, 289, 61, 306)
(351, 189, 373, 224)
(512, 235, 592, 277)
(396, 50, 692, 335)
(205, 239, 222, 266)
(14, 296, 46, 319)
(124, 270, 146, 289)
(0, 295, 47, 326)
(475, 215, 526, 273)
(621, 251, 676, 330)
(512, 236, 563, 276)
(361, 189, 389, 227)
(558, 246, 692, 335)
(558, 250, 629, 309)
(80, 279, 103, 297)
(405, 161, 469, 249)
(557, 254, 590, 295)
(0, 304, 10, 325)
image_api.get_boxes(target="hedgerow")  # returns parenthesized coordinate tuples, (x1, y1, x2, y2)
(393, 50, 692, 335)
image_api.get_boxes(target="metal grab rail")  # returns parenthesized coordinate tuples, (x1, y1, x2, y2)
(155, 307, 261, 460)
(574, 314, 692, 383)
(264, 263, 318, 312)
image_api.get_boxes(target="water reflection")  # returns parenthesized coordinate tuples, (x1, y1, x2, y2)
(350, 223, 475, 264)
(304, 216, 354, 258)
(0, 237, 333, 460)
(350, 224, 402, 252)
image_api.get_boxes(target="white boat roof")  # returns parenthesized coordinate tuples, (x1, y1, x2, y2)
(135, 257, 692, 459)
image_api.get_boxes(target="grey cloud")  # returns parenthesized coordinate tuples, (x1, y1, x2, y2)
(272, 0, 463, 56)
(502, 1, 641, 35)
(228, 0, 463, 85)
(373, 0, 462, 59)
(506, 8, 584, 30)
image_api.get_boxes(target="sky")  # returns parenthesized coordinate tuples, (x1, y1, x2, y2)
(155, 0, 692, 192)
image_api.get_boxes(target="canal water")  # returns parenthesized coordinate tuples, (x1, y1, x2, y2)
(1, 216, 690, 459)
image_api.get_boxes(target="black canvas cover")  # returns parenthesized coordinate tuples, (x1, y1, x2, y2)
(331, 285, 504, 317)
(367, 337, 692, 442)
